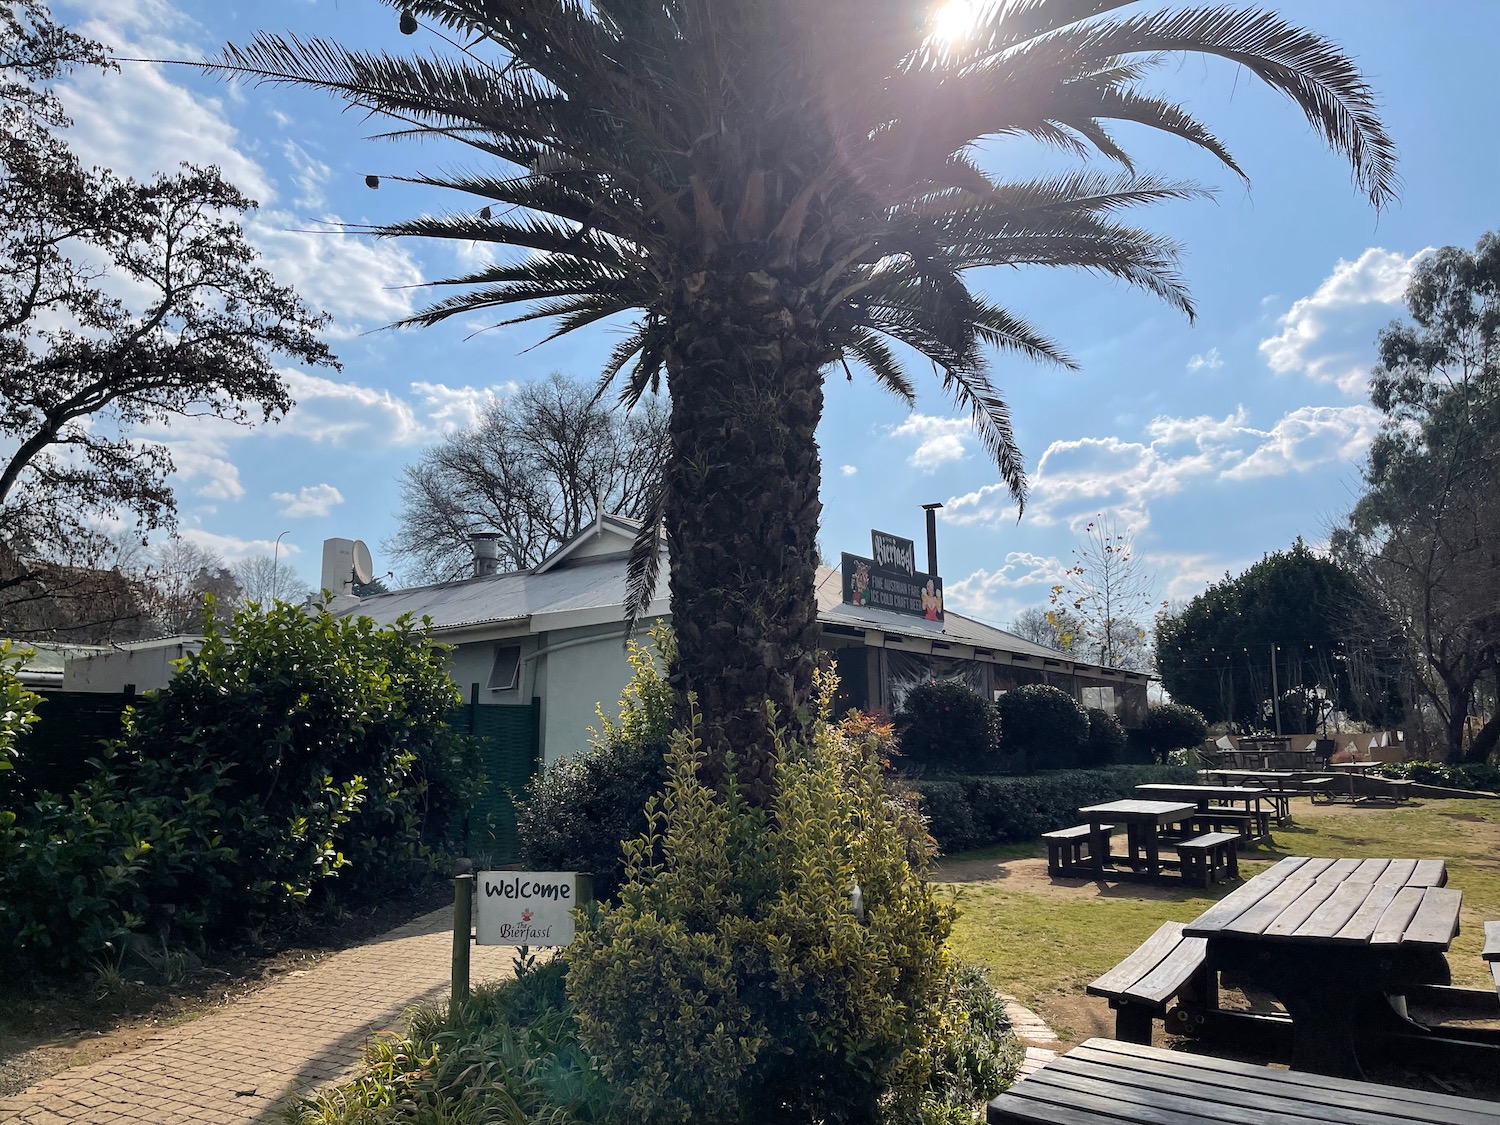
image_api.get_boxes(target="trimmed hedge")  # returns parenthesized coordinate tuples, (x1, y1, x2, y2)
(1373, 760, 1500, 791)
(913, 764, 1199, 854)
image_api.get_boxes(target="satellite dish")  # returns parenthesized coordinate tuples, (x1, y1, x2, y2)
(351, 540, 374, 585)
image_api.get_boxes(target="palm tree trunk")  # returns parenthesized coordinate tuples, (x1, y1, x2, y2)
(663, 270, 829, 805)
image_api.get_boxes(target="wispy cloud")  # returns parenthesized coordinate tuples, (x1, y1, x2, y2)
(840, 464, 858, 477)
(273, 483, 345, 518)
(1186, 347, 1223, 372)
(943, 402, 1380, 534)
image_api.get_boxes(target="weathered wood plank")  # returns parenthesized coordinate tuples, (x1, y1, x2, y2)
(1332, 882, 1401, 943)
(1409, 858, 1447, 887)
(988, 1039, 1500, 1125)
(1291, 879, 1375, 941)
(1483, 920, 1500, 962)
(1370, 885, 1426, 945)
(1127, 935, 1208, 1007)
(1067, 1039, 1500, 1121)
(1345, 858, 1390, 883)
(1221, 875, 1324, 937)
(1374, 858, 1417, 886)
(1259, 879, 1341, 937)
(1181, 856, 1311, 935)
(1403, 886, 1462, 947)
(1087, 921, 1187, 998)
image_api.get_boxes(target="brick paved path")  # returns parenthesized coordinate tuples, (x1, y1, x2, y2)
(0, 908, 518, 1124)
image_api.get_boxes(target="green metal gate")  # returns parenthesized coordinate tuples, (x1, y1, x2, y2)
(458, 695, 541, 863)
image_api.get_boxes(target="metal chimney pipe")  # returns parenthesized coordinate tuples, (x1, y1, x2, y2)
(469, 532, 502, 577)
(921, 502, 943, 576)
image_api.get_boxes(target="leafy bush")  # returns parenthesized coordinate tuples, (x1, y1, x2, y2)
(915, 765, 1199, 854)
(517, 629, 674, 902)
(913, 962, 1024, 1125)
(897, 680, 1000, 771)
(567, 672, 957, 1125)
(1373, 760, 1500, 791)
(996, 685, 1088, 771)
(283, 958, 611, 1125)
(1138, 704, 1209, 763)
(0, 600, 475, 977)
(1083, 708, 1126, 768)
(0, 642, 41, 774)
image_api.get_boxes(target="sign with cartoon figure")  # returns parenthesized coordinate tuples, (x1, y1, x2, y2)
(475, 871, 592, 946)
(841, 546, 943, 621)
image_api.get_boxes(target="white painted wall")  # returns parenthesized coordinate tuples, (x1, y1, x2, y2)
(534, 626, 641, 765)
(62, 640, 200, 693)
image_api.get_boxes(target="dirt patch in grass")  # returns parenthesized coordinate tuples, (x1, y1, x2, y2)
(0, 881, 453, 1098)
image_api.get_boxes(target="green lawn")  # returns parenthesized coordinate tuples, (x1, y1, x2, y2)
(939, 798, 1500, 1012)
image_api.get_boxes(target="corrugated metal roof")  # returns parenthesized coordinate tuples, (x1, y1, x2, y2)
(349, 550, 1138, 679)
(810, 566, 1131, 671)
(346, 551, 654, 632)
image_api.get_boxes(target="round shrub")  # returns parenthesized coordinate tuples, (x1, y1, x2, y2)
(1084, 707, 1127, 767)
(1139, 703, 1209, 763)
(568, 671, 957, 1125)
(996, 684, 1088, 772)
(517, 629, 673, 902)
(897, 679, 1000, 772)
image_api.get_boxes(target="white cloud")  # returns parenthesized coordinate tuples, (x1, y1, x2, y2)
(282, 141, 332, 211)
(273, 483, 345, 518)
(60, 57, 274, 205)
(888, 414, 974, 470)
(412, 381, 510, 435)
(175, 527, 301, 563)
(1259, 247, 1429, 394)
(1186, 347, 1223, 372)
(840, 464, 858, 476)
(1222, 404, 1383, 481)
(943, 402, 1382, 533)
(944, 553, 1068, 619)
(247, 215, 424, 337)
(274, 371, 519, 448)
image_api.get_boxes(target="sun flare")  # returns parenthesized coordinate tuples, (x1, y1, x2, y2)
(931, 0, 981, 45)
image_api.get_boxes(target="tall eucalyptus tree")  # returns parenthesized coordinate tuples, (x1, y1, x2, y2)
(217, 0, 1395, 801)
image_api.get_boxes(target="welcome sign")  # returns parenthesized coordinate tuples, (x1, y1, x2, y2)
(475, 871, 592, 946)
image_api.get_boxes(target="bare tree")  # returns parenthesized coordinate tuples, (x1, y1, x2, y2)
(232, 555, 311, 606)
(386, 372, 668, 582)
(138, 536, 240, 635)
(1050, 515, 1158, 671)
(1009, 605, 1081, 653)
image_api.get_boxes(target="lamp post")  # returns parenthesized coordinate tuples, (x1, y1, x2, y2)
(271, 530, 289, 603)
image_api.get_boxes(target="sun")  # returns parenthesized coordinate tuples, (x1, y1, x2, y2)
(930, 0, 981, 46)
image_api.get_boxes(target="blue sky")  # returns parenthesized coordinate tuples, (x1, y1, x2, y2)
(50, 0, 1500, 628)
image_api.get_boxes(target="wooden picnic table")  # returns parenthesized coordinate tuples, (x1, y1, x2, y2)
(1075, 799, 1196, 883)
(1182, 855, 1460, 1078)
(1133, 783, 1272, 843)
(1197, 769, 1337, 818)
(985, 1037, 1500, 1125)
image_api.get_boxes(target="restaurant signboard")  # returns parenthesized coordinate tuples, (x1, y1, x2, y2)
(842, 529, 943, 621)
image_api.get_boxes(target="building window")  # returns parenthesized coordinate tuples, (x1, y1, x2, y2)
(488, 644, 522, 691)
(1081, 685, 1118, 714)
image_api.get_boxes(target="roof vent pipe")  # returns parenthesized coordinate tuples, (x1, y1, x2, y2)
(921, 502, 943, 576)
(469, 531, 502, 578)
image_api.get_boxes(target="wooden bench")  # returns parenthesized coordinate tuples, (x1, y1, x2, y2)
(986, 1037, 1500, 1125)
(1085, 921, 1212, 1043)
(1187, 807, 1269, 844)
(1041, 823, 1112, 877)
(1174, 831, 1240, 887)
(1379, 777, 1414, 804)
(1261, 777, 1334, 821)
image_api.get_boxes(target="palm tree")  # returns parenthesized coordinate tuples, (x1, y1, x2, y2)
(217, 0, 1396, 802)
